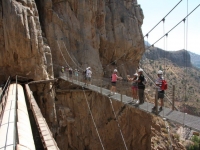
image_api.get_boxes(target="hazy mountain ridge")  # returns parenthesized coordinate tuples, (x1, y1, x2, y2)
(188, 51, 200, 69)
(143, 47, 192, 67)
(143, 41, 199, 68)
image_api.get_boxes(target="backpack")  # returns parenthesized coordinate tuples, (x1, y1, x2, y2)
(161, 80, 167, 90)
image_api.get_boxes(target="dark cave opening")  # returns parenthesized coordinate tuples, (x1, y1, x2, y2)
(34, 0, 45, 34)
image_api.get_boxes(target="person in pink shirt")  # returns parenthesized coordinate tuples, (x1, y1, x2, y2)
(110, 69, 122, 95)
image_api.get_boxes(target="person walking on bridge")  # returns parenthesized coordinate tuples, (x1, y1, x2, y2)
(152, 70, 165, 111)
(86, 67, 92, 86)
(110, 69, 122, 95)
(127, 73, 138, 102)
(137, 68, 145, 104)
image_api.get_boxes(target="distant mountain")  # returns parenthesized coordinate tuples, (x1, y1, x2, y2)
(143, 47, 192, 67)
(188, 51, 200, 69)
(143, 41, 192, 67)
(144, 41, 151, 48)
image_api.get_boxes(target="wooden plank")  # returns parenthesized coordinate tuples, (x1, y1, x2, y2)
(28, 79, 57, 85)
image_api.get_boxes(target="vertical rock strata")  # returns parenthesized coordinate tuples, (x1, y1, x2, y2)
(38, 0, 144, 76)
(0, 0, 56, 124)
(55, 90, 151, 150)
(1, 0, 53, 81)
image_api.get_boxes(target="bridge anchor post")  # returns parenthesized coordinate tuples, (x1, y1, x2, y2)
(155, 87, 158, 115)
(172, 85, 175, 110)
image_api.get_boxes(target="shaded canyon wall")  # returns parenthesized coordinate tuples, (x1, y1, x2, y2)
(55, 81, 152, 150)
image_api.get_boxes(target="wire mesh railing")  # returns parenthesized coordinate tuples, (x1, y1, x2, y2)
(58, 69, 176, 112)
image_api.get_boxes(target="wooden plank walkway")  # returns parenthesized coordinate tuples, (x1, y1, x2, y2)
(59, 76, 200, 132)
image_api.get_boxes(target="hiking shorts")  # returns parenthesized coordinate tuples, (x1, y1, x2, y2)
(87, 77, 91, 81)
(158, 91, 165, 99)
(111, 82, 116, 86)
(131, 86, 138, 90)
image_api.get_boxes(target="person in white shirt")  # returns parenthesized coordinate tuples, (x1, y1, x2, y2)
(86, 67, 92, 85)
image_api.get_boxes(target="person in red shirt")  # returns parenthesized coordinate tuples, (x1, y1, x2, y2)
(110, 69, 122, 95)
(127, 73, 138, 102)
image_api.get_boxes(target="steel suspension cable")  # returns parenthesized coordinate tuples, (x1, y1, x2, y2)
(62, 41, 84, 71)
(183, 0, 189, 126)
(56, 41, 70, 67)
(115, 4, 200, 76)
(82, 87, 105, 150)
(162, 19, 166, 118)
(150, 3, 200, 49)
(144, 0, 183, 38)
(108, 97, 128, 150)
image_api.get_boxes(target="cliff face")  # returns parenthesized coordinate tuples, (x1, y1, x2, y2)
(0, 0, 53, 82)
(0, 0, 144, 125)
(36, 0, 145, 77)
(55, 79, 152, 150)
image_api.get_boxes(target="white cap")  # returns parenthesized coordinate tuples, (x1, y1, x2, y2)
(157, 70, 163, 75)
(88, 67, 91, 69)
(62, 66, 64, 68)
(134, 73, 138, 76)
(114, 69, 118, 72)
(138, 68, 143, 72)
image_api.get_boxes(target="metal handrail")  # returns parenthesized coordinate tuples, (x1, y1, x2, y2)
(0, 76, 11, 103)
(0, 76, 11, 125)
(14, 75, 19, 148)
(59, 70, 178, 110)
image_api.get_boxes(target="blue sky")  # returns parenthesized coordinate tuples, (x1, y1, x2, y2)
(138, 0, 200, 55)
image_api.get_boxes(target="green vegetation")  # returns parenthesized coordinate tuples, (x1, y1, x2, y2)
(187, 135, 200, 150)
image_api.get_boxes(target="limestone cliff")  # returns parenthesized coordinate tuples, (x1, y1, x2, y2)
(0, 0, 144, 126)
(35, 0, 145, 77)
(0, 0, 54, 81)
(54, 79, 152, 150)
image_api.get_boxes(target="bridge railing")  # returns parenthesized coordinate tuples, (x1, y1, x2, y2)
(0, 76, 11, 124)
(59, 70, 176, 111)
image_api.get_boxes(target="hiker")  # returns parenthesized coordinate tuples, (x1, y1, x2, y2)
(74, 69, 79, 80)
(152, 70, 165, 111)
(69, 68, 73, 79)
(110, 69, 122, 95)
(127, 73, 138, 101)
(83, 67, 88, 84)
(137, 68, 145, 104)
(61, 66, 65, 73)
(86, 67, 92, 85)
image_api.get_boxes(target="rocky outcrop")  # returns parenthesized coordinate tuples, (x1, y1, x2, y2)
(0, 0, 53, 82)
(36, 0, 145, 77)
(0, 0, 56, 124)
(55, 79, 152, 150)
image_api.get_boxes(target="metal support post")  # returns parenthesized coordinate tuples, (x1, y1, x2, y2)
(155, 87, 158, 115)
(121, 94, 123, 102)
(172, 85, 175, 110)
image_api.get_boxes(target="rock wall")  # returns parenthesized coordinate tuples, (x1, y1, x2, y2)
(0, 0, 146, 148)
(36, 0, 145, 77)
(0, 0, 53, 81)
(55, 86, 151, 150)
